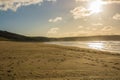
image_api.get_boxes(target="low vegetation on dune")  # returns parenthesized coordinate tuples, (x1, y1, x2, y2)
(0, 41, 120, 80)
(0, 37, 9, 41)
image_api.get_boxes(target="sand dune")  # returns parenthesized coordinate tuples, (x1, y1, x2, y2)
(0, 41, 120, 80)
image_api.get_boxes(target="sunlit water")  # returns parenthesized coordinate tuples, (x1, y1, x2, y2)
(46, 41, 120, 53)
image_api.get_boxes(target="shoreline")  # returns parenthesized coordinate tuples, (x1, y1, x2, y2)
(0, 41, 120, 80)
(45, 41, 120, 55)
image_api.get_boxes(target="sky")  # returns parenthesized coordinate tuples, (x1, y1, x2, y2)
(0, 0, 120, 37)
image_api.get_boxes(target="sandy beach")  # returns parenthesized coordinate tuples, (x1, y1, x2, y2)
(0, 41, 120, 80)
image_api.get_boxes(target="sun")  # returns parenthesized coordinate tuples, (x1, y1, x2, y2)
(89, 0, 104, 13)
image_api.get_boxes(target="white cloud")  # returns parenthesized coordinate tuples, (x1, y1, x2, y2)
(75, 0, 120, 4)
(71, 0, 120, 20)
(48, 17, 62, 23)
(104, 0, 120, 4)
(92, 23, 103, 26)
(78, 26, 84, 29)
(63, 31, 88, 37)
(46, 0, 56, 1)
(0, 0, 56, 11)
(46, 25, 115, 37)
(102, 26, 113, 31)
(63, 25, 114, 37)
(113, 13, 120, 20)
(70, 6, 92, 19)
(47, 27, 59, 34)
(75, 0, 88, 2)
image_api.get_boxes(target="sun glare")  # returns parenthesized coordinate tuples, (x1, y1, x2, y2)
(89, 0, 103, 13)
(88, 42, 104, 50)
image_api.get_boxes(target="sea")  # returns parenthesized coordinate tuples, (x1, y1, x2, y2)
(46, 41, 120, 54)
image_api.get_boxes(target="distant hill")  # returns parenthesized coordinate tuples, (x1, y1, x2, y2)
(0, 30, 50, 42)
(58, 35, 120, 41)
(0, 30, 120, 41)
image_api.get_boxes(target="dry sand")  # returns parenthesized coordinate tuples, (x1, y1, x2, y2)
(0, 41, 120, 80)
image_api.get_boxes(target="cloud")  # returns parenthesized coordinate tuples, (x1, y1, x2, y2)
(47, 27, 59, 34)
(104, 0, 120, 4)
(46, 0, 56, 1)
(102, 26, 113, 31)
(0, 0, 56, 11)
(70, 6, 92, 19)
(71, 0, 120, 19)
(75, 0, 88, 2)
(92, 23, 103, 26)
(62, 25, 114, 37)
(48, 17, 62, 23)
(113, 13, 120, 20)
(62, 31, 88, 37)
(46, 25, 115, 37)
(78, 26, 84, 29)
(75, 0, 120, 4)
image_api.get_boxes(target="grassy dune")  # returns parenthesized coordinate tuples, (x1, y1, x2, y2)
(0, 37, 9, 41)
(0, 41, 120, 80)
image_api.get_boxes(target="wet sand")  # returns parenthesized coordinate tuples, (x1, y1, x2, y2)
(0, 41, 120, 80)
